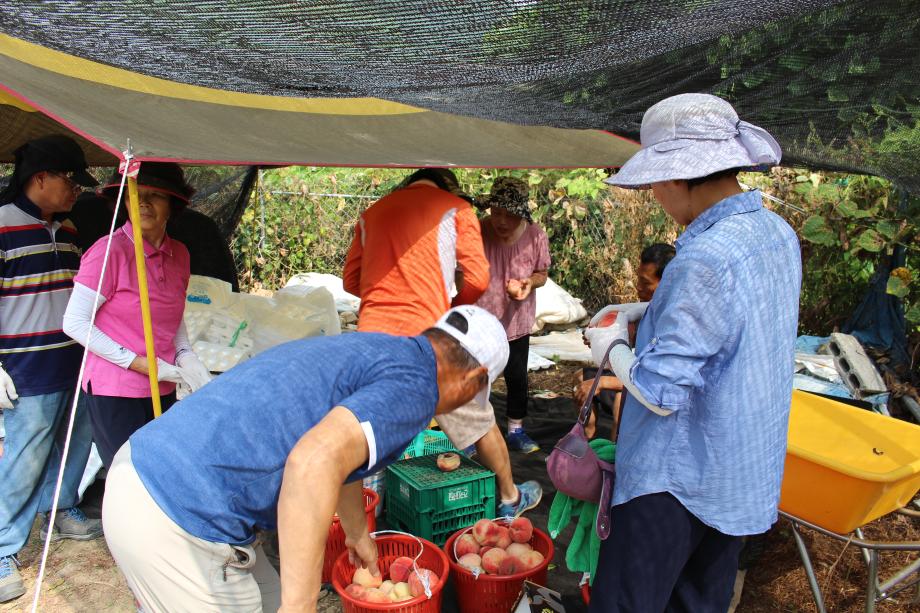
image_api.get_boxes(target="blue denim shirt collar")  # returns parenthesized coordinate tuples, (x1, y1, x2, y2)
(675, 190, 763, 250)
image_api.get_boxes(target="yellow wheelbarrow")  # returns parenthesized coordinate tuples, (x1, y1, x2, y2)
(778, 390, 920, 612)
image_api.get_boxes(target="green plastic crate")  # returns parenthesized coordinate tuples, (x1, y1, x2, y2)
(385, 454, 495, 545)
(401, 429, 458, 459)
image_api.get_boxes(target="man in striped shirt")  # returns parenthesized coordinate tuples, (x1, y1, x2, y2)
(0, 135, 103, 603)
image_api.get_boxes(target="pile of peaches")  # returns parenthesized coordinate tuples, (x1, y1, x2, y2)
(453, 517, 544, 576)
(344, 557, 438, 604)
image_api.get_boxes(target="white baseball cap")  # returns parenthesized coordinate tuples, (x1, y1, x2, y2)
(434, 305, 509, 411)
(606, 93, 782, 190)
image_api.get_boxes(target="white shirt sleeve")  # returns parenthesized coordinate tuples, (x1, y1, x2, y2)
(359, 421, 377, 471)
(62, 282, 137, 369)
(609, 343, 674, 417)
(174, 320, 192, 359)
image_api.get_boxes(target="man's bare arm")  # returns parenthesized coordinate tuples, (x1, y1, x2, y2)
(277, 406, 373, 612)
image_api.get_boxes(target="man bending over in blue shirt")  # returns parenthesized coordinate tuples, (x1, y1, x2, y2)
(101, 305, 508, 613)
(586, 94, 801, 613)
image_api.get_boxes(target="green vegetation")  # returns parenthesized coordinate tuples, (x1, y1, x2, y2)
(746, 170, 918, 335)
(231, 166, 918, 341)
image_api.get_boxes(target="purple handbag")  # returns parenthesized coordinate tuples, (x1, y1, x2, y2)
(546, 340, 625, 540)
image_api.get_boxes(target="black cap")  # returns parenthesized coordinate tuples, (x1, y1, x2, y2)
(14, 135, 98, 188)
(0, 134, 98, 203)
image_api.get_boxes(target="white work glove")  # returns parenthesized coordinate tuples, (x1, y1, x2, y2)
(589, 302, 649, 327)
(156, 358, 187, 384)
(584, 314, 629, 367)
(176, 351, 212, 393)
(0, 364, 18, 409)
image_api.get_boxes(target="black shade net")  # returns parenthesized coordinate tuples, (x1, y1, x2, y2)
(2, 0, 918, 192)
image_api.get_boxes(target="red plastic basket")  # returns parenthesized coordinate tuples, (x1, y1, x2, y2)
(332, 533, 449, 613)
(322, 488, 380, 583)
(442, 519, 555, 613)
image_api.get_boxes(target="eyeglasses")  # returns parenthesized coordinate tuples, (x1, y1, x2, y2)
(48, 171, 83, 194)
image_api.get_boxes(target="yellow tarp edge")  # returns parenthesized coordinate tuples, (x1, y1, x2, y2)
(0, 34, 425, 116)
(0, 88, 35, 111)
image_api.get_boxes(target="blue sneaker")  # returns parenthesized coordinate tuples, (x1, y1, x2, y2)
(0, 555, 24, 603)
(497, 481, 543, 518)
(506, 430, 540, 454)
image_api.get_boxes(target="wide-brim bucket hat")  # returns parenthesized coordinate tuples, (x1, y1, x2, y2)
(605, 93, 782, 190)
(99, 162, 195, 203)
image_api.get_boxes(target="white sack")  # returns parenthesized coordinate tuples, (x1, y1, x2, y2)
(533, 278, 588, 333)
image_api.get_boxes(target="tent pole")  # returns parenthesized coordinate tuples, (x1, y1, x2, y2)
(126, 173, 163, 417)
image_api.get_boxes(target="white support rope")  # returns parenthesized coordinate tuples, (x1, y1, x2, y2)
(30, 152, 131, 613)
(741, 182, 807, 214)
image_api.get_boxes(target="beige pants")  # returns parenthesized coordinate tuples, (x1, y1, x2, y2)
(434, 398, 496, 450)
(103, 443, 281, 613)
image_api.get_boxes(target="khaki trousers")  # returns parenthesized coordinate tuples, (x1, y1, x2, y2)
(103, 443, 282, 612)
(434, 398, 497, 450)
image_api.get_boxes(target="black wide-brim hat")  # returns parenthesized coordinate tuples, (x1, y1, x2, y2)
(99, 162, 195, 203)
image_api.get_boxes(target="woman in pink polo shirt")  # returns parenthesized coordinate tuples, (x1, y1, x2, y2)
(63, 163, 211, 468)
(475, 177, 550, 454)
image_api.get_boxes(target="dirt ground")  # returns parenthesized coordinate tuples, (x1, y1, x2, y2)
(3, 363, 918, 612)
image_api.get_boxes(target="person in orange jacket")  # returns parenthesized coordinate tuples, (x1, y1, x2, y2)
(343, 168, 542, 518)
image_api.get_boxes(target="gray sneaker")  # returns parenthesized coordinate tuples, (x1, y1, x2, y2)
(39, 507, 103, 542)
(0, 555, 25, 603)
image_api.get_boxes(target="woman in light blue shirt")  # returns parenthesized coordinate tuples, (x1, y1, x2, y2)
(586, 93, 801, 613)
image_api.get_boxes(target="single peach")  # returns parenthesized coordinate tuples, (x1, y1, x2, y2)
(389, 556, 415, 583)
(472, 519, 501, 546)
(391, 590, 414, 603)
(597, 311, 619, 327)
(455, 533, 480, 558)
(509, 517, 533, 543)
(345, 584, 367, 600)
(505, 542, 533, 558)
(362, 589, 391, 603)
(519, 549, 545, 570)
(471, 519, 492, 545)
(352, 566, 382, 588)
(481, 547, 508, 574)
(408, 568, 439, 597)
(458, 553, 482, 572)
(436, 452, 461, 472)
(378, 580, 394, 595)
(393, 581, 412, 600)
(478, 545, 494, 557)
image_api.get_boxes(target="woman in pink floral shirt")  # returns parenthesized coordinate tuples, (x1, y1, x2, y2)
(476, 177, 550, 453)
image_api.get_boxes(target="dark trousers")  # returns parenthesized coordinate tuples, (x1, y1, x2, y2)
(504, 335, 530, 421)
(85, 383, 176, 468)
(581, 367, 619, 415)
(589, 492, 743, 613)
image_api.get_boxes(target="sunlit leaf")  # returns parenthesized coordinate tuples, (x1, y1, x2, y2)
(886, 275, 909, 298)
(876, 220, 899, 240)
(855, 229, 884, 252)
(801, 215, 837, 246)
